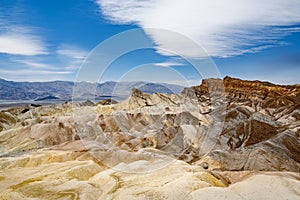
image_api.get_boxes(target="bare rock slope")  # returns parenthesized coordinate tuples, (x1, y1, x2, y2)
(0, 76, 299, 199)
(183, 76, 300, 171)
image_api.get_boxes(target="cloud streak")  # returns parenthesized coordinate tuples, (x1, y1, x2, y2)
(0, 2, 87, 81)
(57, 45, 88, 60)
(0, 27, 47, 56)
(154, 61, 184, 67)
(97, 0, 300, 58)
(0, 69, 72, 75)
(12, 59, 54, 69)
(57, 44, 89, 70)
(0, 2, 48, 56)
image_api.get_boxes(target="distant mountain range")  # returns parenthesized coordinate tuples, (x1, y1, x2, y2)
(0, 78, 184, 101)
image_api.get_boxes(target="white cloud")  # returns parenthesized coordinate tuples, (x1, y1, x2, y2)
(154, 61, 184, 67)
(57, 45, 88, 60)
(0, 25, 47, 56)
(0, 69, 72, 75)
(56, 45, 89, 71)
(0, 4, 47, 56)
(0, 34, 47, 56)
(0, 74, 72, 82)
(13, 59, 53, 69)
(97, 0, 300, 58)
(1, 43, 88, 81)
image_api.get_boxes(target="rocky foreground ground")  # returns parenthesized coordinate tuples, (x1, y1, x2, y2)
(0, 77, 299, 199)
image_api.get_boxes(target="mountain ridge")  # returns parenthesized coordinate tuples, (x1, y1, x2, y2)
(0, 78, 184, 101)
(183, 76, 300, 104)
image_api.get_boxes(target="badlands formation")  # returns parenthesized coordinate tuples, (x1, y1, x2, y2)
(0, 76, 299, 199)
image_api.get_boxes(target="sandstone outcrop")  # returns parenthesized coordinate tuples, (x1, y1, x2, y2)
(182, 77, 300, 171)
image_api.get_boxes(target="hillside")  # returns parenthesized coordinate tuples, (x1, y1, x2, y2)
(0, 78, 184, 101)
(0, 76, 299, 199)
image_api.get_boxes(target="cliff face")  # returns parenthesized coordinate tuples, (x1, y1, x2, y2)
(183, 76, 300, 106)
(182, 76, 300, 171)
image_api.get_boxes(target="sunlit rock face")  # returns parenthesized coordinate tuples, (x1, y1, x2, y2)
(0, 76, 299, 199)
(183, 76, 300, 171)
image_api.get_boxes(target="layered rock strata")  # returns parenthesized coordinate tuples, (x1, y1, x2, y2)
(0, 76, 299, 199)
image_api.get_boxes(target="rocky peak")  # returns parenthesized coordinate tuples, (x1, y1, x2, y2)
(183, 76, 300, 107)
(223, 76, 299, 98)
(131, 88, 150, 99)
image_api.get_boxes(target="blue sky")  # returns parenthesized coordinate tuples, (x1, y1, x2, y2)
(0, 0, 299, 86)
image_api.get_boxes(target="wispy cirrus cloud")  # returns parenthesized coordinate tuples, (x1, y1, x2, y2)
(0, 2, 88, 81)
(0, 3, 47, 56)
(154, 61, 184, 67)
(0, 30, 47, 56)
(0, 68, 73, 82)
(0, 69, 72, 75)
(57, 44, 89, 70)
(0, 43, 88, 80)
(12, 59, 54, 69)
(57, 45, 88, 60)
(96, 0, 300, 58)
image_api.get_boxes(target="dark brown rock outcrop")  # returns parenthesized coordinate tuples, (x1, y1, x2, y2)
(183, 76, 300, 105)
